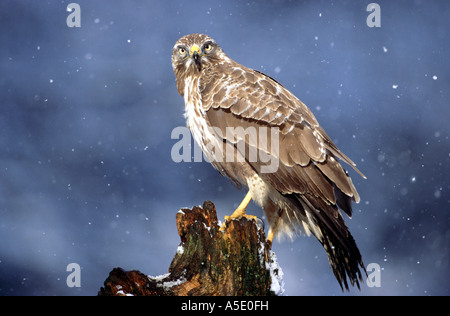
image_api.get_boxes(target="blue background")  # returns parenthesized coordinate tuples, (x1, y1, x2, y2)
(0, 0, 448, 295)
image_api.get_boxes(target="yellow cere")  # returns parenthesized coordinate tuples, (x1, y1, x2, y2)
(190, 45, 200, 56)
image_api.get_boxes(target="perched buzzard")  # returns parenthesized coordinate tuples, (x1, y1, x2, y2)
(172, 33, 366, 290)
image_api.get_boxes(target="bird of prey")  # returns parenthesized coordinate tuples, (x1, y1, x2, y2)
(171, 33, 366, 290)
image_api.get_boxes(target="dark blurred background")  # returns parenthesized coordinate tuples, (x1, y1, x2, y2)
(0, 0, 448, 295)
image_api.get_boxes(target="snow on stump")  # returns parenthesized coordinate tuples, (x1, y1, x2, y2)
(98, 201, 284, 296)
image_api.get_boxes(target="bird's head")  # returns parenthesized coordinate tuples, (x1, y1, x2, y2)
(172, 34, 227, 95)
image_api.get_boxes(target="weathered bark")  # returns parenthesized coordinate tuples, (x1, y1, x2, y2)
(98, 201, 283, 296)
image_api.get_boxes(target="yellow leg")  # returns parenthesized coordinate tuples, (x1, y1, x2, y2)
(230, 191, 253, 218)
(266, 230, 274, 248)
(219, 191, 257, 230)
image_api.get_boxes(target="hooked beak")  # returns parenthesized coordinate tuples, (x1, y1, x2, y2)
(190, 45, 201, 64)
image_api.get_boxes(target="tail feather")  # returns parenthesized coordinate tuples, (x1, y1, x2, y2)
(280, 193, 366, 291)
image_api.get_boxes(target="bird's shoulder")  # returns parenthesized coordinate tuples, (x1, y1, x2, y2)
(198, 60, 319, 128)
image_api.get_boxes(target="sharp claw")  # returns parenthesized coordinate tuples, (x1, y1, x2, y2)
(219, 213, 264, 233)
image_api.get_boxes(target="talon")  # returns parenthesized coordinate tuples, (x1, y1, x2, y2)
(219, 213, 258, 231)
(239, 214, 259, 222)
(219, 191, 253, 231)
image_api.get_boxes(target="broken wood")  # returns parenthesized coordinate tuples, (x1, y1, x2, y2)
(98, 201, 284, 296)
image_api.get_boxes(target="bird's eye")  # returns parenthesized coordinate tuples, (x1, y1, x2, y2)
(178, 47, 186, 55)
(203, 43, 213, 53)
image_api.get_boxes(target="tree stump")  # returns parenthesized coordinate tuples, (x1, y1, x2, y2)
(98, 201, 284, 296)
